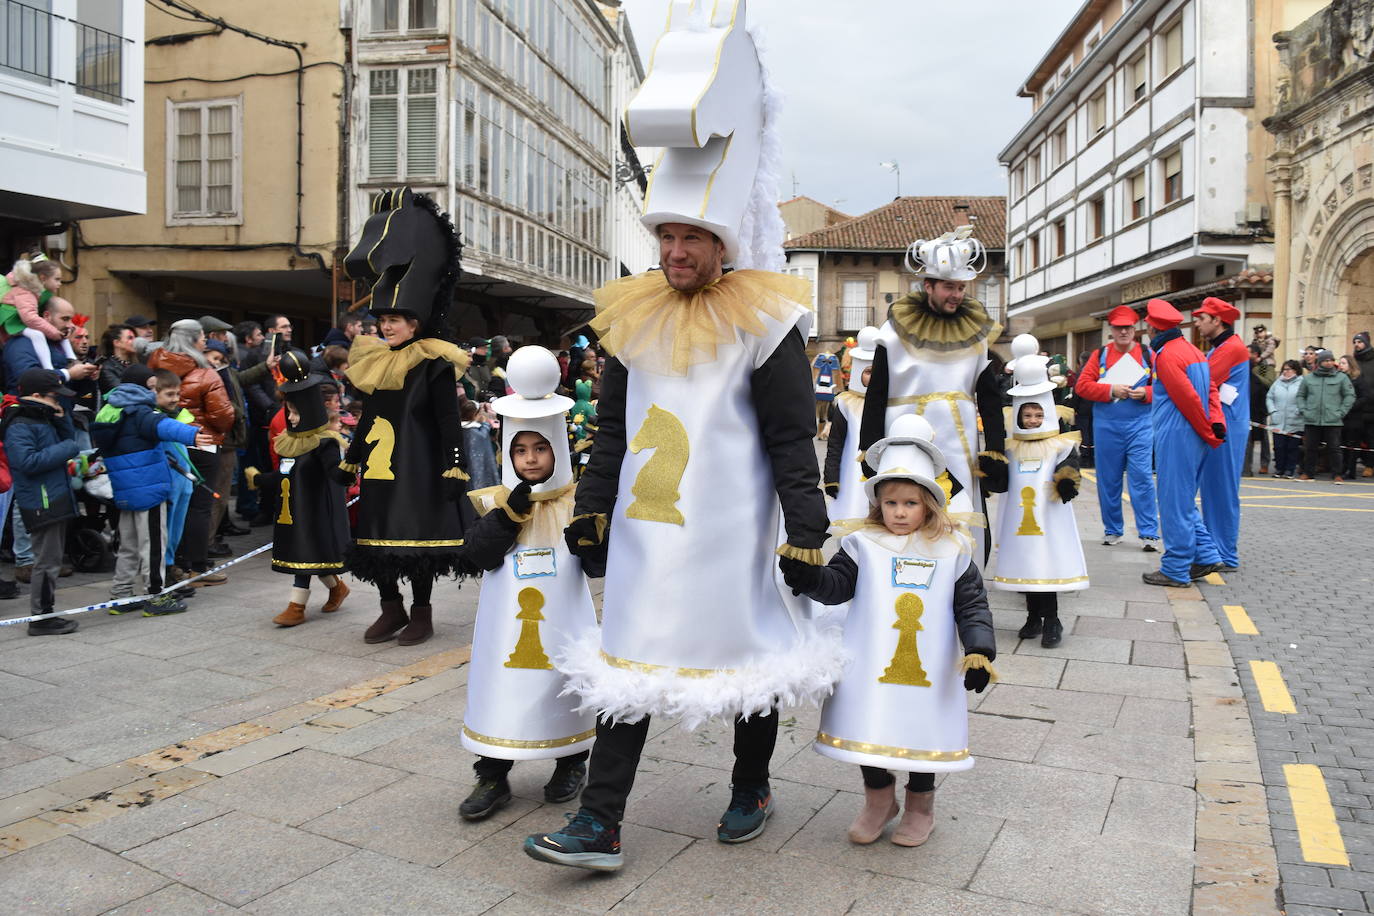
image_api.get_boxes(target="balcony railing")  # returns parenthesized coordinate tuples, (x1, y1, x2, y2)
(838, 306, 869, 331)
(0, 0, 131, 103)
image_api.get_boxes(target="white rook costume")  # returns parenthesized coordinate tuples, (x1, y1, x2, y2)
(824, 325, 879, 524)
(990, 341, 1088, 593)
(858, 227, 1006, 564)
(462, 348, 598, 759)
(813, 415, 991, 772)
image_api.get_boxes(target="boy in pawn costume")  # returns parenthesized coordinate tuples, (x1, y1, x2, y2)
(523, 0, 842, 873)
(457, 346, 597, 821)
(268, 351, 351, 627)
(339, 188, 472, 646)
(858, 227, 1008, 564)
(987, 336, 1088, 649)
(823, 325, 880, 524)
(784, 414, 997, 847)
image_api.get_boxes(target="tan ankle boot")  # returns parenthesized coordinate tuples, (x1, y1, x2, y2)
(321, 580, 350, 613)
(847, 782, 899, 844)
(272, 602, 307, 627)
(892, 789, 935, 847)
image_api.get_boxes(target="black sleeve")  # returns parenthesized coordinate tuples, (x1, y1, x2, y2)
(809, 546, 859, 605)
(976, 362, 1006, 453)
(459, 507, 520, 572)
(573, 356, 628, 519)
(750, 327, 828, 550)
(1054, 442, 1082, 474)
(344, 405, 375, 467)
(429, 361, 465, 472)
(952, 559, 996, 658)
(822, 402, 847, 489)
(857, 344, 890, 476)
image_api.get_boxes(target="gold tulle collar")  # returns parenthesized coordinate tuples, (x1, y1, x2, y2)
(274, 425, 347, 458)
(345, 335, 470, 394)
(888, 292, 1001, 359)
(831, 518, 973, 556)
(468, 482, 577, 547)
(591, 269, 812, 375)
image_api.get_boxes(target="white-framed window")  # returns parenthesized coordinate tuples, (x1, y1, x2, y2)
(166, 96, 242, 225)
(367, 67, 440, 180)
(1089, 195, 1106, 240)
(1162, 149, 1184, 204)
(1028, 151, 1041, 185)
(1012, 164, 1024, 198)
(1125, 51, 1148, 103)
(1012, 243, 1023, 278)
(1088, 89, 1107, 134)
(1051, 126, 1068, 168)
(369, 0, 436, 33)
(1052, 217, 1068, 259)
(1127, 170, 1147, 222)
(1030, 234, 1041, 269)
(1161, 19, 1184, 76)
(840, 280, 868, 330)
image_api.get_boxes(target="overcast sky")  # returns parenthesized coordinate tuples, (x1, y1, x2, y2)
(620, 0, 1085, 217)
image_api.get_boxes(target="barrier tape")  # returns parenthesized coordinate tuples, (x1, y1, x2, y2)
(0, 495, 364, 629)
(1246, 420, 1370, 454)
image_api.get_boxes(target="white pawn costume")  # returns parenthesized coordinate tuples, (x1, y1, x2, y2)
(990, 341, 1088, 593)
(858, 228, 1006, 564)
(814, 415, 996, 773)
(557, 0, 841, 731)
(824, 325, 880, 524)
(461, 347, 598, 761)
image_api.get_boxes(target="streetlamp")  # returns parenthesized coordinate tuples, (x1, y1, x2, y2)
(879, 161, 901, 198)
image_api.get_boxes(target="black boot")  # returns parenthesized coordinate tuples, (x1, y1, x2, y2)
(544, 759, 588, 803)
(1017, 613, 1042, 639)
(1040, 614, 1063, 649)
(459, 777, 512, 821)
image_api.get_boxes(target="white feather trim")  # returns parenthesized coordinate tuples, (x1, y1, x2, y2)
(735, 25, 787, 274)
(556, 628, 847, 732)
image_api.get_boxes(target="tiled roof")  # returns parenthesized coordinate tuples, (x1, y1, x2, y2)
(784, 196, 1006, 252)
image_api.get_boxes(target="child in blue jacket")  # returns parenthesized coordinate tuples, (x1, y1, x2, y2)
(1, 369, 81, 635)
(92, 365, 205, 616)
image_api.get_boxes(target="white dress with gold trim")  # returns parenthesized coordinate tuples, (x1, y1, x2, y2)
(815, 526, 976, 773)
(461, 488, 598, 760)
(989, 435, 1089, 593)
(828, 392, 869, 525)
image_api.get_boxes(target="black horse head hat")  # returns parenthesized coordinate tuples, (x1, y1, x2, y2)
(344, 187, 463, 335)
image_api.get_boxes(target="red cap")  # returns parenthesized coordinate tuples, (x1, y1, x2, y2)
(1106, 305, 1139, 327)
(1196, 296, 1240, 324)
(1145, 298, 1182, 330)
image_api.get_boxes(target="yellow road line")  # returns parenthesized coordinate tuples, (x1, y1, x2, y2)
(1249, 660, 1297, 714)
(1284, 764, 1350, 866)
(1238, 504, 1374, 514)
(1222, 605, 1258, 635)
(1239, 492, 1374, 500)
(1204, 572, 1226, 585)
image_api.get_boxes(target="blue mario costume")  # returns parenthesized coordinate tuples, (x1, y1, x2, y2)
(1074, 305, 1160, 549)
(1194, 297, 1248, 570)
(1140, 299, 1225, 588)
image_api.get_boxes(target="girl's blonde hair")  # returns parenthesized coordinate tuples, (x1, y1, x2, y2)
(10, 251, 58, 295)
(867, 478, 956, 538)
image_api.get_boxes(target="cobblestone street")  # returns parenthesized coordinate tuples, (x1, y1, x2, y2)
(1, 465, 1363, 913)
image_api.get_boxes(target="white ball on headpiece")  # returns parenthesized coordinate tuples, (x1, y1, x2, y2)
(1010, 333, 1039, 360)
(495, 346, 574, 419)
(851, 325, 880, 361)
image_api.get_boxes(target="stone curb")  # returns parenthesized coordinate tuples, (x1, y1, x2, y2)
(1170, 586, 1281, 915)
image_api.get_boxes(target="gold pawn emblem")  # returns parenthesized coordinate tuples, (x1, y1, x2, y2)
(1015, 485, 1043, 536)
(505, 587, 553, 670)
(878, 593, 931, 687)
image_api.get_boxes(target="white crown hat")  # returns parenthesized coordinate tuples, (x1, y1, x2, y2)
(629, 1, 767, 266)
(1008, 347, 1060, 440)
(493, 347, 574, 494)
(1008, 332, 1039, 368)
(1009, 353, 1056, 397)
(847, 325, 880, 394)
(905, 225, 986, 282)
(864, 414, 948, 506)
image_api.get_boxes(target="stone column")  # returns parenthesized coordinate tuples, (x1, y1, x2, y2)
(1267, 149, 1293, 364)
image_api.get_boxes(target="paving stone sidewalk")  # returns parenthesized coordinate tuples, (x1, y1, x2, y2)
(0, 481, 1279, 914)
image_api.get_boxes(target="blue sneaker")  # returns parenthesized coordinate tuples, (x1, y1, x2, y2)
(523, 811, 622, 871)
(717, 782, 772, 843)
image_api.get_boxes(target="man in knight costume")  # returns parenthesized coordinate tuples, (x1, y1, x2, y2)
(858, 228, 1007, 561)
(523, 0, 839, 872)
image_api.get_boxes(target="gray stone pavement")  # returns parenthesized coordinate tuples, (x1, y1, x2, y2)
(0, 466, 1283, 914)
(1192, 471, 1374, 916)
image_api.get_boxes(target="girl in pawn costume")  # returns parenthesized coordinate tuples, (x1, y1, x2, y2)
(457, 346, 597, 820)
(269, 352, 351, 626)
(784, 414, 998, 847)
(823, 325, 880, 524)
(987, 339, 1088, 649)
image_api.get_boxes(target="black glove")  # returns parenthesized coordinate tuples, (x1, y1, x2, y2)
(822, 483, 838, 499)
(964, 666, 992, 693)
(1212, 422, 1227, 443)
(978, 453, 1009, 494)
(564, 515, 609, 578)
(778, 556, 822, 597)
(507, 480, 533, 516)
(1055, 476, 1079, 503)
(329, 464, 356, 487)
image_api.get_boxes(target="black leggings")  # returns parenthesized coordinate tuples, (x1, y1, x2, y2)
(861, 766, 935, 793)
(474, 751, 588, 781)
(1025, 592, 1059, 618)
(182, 448, 218, 572)
(292, 574, 338, 588)
(376, 574, 433, 605)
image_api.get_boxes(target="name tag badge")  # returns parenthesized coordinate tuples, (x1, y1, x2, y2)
(513, 548, 556, 580)
(1018, 458, 1043, 473)
(278, 457, 296, 475)
(892, 557, 937, 589)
